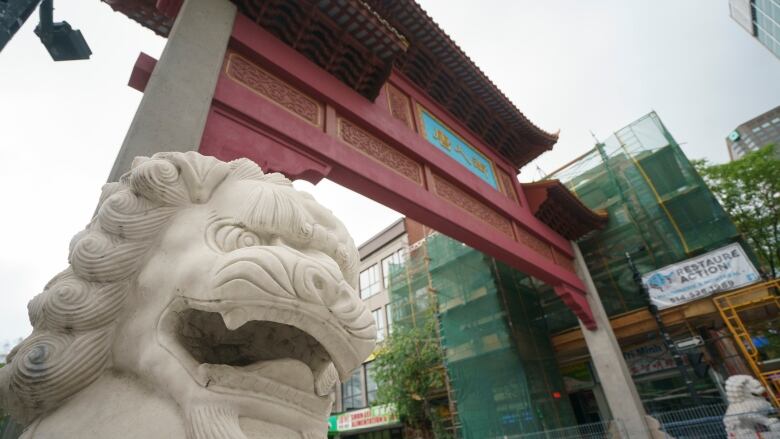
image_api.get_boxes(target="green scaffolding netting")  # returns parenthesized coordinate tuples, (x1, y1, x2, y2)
(543, 111, 749, 332)
(388, 234, 576, 438)
(382, 111, 752, 438)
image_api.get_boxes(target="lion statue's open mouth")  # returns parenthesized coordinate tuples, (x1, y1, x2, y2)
(0, 152, 376, 439)
(158, 244, 375, 420)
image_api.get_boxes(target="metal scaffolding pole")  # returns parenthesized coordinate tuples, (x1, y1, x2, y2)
(625, 251, 702, 405)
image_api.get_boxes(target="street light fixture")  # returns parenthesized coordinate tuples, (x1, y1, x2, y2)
(34, 0, 91, 61)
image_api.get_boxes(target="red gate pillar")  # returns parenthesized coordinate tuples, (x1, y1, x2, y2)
(121, 7, 597, 328)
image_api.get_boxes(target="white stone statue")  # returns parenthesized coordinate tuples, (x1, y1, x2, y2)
(0, 152, 376, 439)
(724, 375, 780, 438)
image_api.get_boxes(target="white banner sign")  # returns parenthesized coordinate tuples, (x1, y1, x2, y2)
(642, 243, 760, 309)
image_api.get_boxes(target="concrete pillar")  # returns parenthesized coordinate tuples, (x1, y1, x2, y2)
(573, 242, 653, 439)
(107, 0, 237, 182)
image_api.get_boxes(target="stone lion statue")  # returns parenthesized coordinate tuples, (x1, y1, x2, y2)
(0, 152, 376, 439)
(724, 375, 780, 438)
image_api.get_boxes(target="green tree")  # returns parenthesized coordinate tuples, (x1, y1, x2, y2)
(0, 363, 8, 435)
(695, 144, 779, 277)
(373, 310, 450, 438)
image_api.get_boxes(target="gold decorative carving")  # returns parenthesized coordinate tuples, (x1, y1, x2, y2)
(338, 119, 423, 185)
(225, 53, 322, 127)
(434, 130, 451, 149)
(415, 103, 500, 190)
(431, 174, 513, 237)
(386, 84, 414, 130)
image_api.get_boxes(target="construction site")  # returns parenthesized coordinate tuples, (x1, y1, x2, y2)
(2, 0, 778, 438)
(383, 112, 780, 438)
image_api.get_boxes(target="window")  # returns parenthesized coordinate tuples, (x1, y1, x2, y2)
(359, 265, 381, 299)
(341, 368, 364, 410)
(752, 126, 762, 133)
(381, 249, 405, 289)
(365, 361, 378, 405)
(386, 303, 393, 334)
(771, 118, 780, 124)
(373, 308, 386, 341)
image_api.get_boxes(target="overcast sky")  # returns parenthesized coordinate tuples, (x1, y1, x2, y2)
(1, 1, 778, 346)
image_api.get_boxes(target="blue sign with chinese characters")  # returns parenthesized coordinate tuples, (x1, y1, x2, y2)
(418, 107, 498, 190)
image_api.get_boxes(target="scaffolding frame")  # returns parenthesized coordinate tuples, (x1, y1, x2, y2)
(713, 279, 780, 408)
(394, 237, 462, 437)
(546, 111, 749, 333)
(389, 232, 577, 438)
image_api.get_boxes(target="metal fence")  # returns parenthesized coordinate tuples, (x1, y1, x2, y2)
(652, 403, 729, 438)
(507, 403, 780, 439)
(507, 420, 625, 439)
(652, 403, 780, 439)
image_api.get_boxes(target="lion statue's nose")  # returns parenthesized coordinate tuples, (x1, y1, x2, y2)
(209, 245, 376, 373)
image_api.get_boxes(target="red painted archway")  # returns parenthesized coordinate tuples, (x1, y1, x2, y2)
(124, 4, 597, 328)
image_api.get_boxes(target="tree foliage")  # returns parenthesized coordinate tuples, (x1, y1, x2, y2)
(0, 363, 10, 436)
(372, 310, 450, 438)
(695, 144, 779, 278)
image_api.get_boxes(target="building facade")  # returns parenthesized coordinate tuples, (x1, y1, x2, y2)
(336, 112, 778, 439)
(84, 1, 777, 437)
(729, 0, 780, 59)
(725, 105, 780, 160)
(329, 219, 408, 438)
(549, 112, 779, 414)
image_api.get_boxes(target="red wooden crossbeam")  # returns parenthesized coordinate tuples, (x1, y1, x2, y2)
(128, 13, 596, 328)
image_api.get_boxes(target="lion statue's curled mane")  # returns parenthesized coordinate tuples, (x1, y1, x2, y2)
(0, 151, 373, 439)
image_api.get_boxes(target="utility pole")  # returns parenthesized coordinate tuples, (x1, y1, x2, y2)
(625, 251, 702, 405)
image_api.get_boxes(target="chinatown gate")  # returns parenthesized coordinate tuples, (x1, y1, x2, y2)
(103, 0, 654, 437)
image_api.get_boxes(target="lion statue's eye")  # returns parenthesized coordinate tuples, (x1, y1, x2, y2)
(207, 220, 265, 253)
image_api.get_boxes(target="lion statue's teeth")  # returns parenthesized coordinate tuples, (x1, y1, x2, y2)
(314, 363, 339, 397)
(1, 152, 376, 439)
